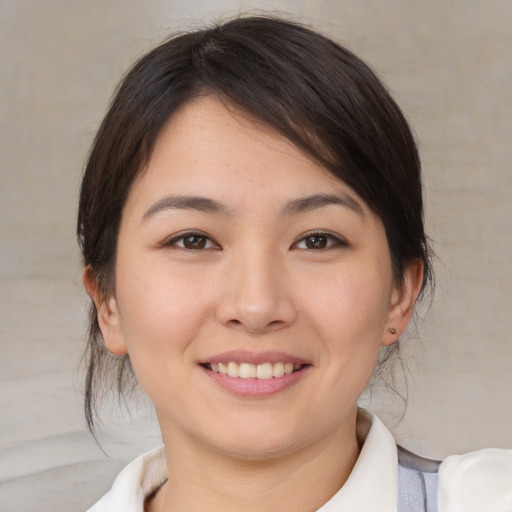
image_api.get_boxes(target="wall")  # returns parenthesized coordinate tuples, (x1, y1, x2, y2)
(1, 1, 511, 510)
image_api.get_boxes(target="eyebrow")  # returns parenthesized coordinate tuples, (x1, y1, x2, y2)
(142, 195, 231, 220)
(142, 191, 365, 221)
(281, 193, 365, 217)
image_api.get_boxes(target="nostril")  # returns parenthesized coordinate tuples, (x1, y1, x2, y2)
(225, 318, 288, 334)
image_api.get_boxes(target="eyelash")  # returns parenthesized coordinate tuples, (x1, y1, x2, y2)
(161, 230, 347, 251)
(292, 231, 347, 250)
(161, 231, 220, 250)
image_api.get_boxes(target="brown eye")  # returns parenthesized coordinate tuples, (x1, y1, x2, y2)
(182, 235, 207, 249)
(165, 232, 219, 250)
(293, 232, 345, 250)
(304, 235, 328, 249)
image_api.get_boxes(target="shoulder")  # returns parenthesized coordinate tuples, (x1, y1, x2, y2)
(398, 445, 512, 512)
(86, 446, 167, 512)
(438, 448, 512, 512)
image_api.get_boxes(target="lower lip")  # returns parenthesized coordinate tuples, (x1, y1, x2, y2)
(201, 366, 311, 398)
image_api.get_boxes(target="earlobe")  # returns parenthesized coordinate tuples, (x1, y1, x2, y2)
(382, 260, 424, 346)
(82, 266, 128, 356)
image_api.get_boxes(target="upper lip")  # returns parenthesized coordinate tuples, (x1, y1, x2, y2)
(199, 350, 311, 366)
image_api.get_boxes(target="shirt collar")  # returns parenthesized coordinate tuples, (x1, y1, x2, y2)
(87, 446, 167, 511)
(88, 409, 397, 512)
(317, 409, 398, 512)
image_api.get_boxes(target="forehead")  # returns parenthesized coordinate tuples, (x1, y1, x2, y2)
(128, 95, 365, 211)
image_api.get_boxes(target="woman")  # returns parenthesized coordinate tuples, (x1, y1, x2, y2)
(78, 16, 511, 512)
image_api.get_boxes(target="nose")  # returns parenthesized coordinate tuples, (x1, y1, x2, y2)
(215, 250, 297, 334)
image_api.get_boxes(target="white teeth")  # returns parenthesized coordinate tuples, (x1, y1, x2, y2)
(273, 362, 284, 378)
(227, 362, 239, 377)
(208, 361, 303, 379)
(256, 363, 273, 380)
(239, 363, 257, 379)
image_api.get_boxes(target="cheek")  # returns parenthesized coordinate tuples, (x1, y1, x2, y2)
(300, 263, 392, 345)
(297, 260, 392, 399)
(113, 264, 215, 412)
(115, 260, 212, 357)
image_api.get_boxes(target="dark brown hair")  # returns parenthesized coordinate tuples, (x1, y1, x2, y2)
(78, 15, 433, 430)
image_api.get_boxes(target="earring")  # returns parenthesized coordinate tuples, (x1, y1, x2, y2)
(389, 328, 397, 335)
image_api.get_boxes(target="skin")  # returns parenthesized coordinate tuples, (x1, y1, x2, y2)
(84, 96, 423, 512)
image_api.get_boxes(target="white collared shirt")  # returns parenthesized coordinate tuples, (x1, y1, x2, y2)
(86, 410, 512, 512)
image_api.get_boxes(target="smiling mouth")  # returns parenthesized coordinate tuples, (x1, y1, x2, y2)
(202, 362, 308, 379)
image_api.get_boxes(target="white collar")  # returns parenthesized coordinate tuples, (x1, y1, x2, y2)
(87, 409, 397, 512)
(86, 446, 167, 512)
(317, 409, 397, 511)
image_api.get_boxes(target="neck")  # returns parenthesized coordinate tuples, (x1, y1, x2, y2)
(151, 410, 360, 512)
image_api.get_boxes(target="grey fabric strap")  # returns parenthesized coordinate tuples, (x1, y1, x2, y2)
(397, 461, 439, 512)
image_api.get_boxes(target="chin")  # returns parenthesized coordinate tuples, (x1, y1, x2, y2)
(216, 438, 303, 461)
(205, 420, 309, 461)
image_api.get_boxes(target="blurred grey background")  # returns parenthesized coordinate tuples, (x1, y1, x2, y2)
(1, 1, 511, 510)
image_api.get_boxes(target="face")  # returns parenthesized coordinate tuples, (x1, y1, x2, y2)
(89, 96, 420, 460)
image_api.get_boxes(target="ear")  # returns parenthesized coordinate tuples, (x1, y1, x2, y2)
(382, 259, 424, 346)
(82, 266, 128, 356)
